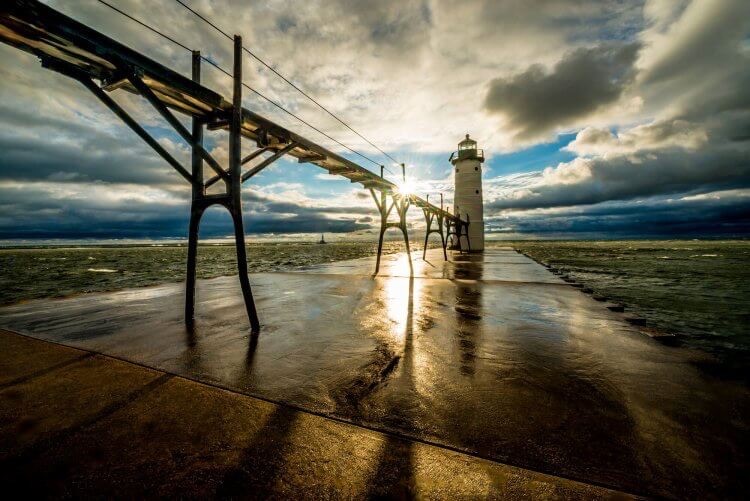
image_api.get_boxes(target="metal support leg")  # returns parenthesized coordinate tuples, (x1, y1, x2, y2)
(185, 50, 203, 327)
(401, 214, 413, 274)
(375, 229, 386, 274)
(231, 208, 260, 332)
(396, 195, 414, 274)
(421, 210, 448, 261)
(229, 35, 260, 333)
(185, 205, 203, 325)
(463, 216, 471, 253)
(439, 217, 447, 260)
(66, 44, 262, 329)
(372, 191, 413, 275)
(422, 215, 431, 260)
(374, 190, 386, 275)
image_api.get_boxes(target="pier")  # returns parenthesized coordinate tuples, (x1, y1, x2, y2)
(1, 1, 748, 498)
(1, 248, 747, 498)
(0, 0, 468, 330)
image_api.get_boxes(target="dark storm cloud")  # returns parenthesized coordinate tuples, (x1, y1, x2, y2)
(484, 43, 640, 140)
(0, 212, 368, 239)
(244, 194, 372, 216)
(0, 181, 373, 239)
(0, 132, 179, 185)
(490, 191, 750, 237)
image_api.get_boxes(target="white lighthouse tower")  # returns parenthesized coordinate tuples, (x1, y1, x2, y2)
(450, 134, 485, 252)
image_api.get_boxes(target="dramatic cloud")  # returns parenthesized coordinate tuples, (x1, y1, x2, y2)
(0, 0, 748, 239)
(484, 43, 640, 141)
(490, 134, 750, 211)
(485, 0, 750, 236)
(565, 120, 708, 157)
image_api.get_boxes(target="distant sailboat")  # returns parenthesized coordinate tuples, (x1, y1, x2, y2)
(318, 233, 327, 244)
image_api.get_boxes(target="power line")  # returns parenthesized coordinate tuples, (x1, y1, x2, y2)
(94, 0, 389, 172)
(96, 0, 191, 52)
(170, 0, 403, 169)
(200, 57, 389, 169)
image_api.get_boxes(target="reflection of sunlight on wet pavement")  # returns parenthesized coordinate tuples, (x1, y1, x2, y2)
(383, 275, 420, 341)
(387, 252, 416, 277)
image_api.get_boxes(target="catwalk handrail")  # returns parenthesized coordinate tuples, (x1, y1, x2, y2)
(0, 0, 463, 223)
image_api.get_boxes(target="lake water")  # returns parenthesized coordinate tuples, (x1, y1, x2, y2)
(511, 240, 750, 378)
(0, 241, 409, 306)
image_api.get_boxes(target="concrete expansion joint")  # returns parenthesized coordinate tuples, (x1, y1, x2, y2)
(0, 352, 95, 390)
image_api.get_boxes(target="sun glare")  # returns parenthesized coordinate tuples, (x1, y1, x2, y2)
(397, 178, 416, 196)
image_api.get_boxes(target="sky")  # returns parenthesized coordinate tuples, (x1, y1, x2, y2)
(1, 0, 749, 241)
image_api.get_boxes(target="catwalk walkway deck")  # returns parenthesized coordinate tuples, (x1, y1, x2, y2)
(0, 248, 747, 498)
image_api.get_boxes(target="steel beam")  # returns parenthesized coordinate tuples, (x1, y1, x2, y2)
(125, 71, 230, 183)
(240, 142, 297, 183)
(298, 153, 326, 163)
(77, 76, 194, 185)
(242, 146, 271, 166)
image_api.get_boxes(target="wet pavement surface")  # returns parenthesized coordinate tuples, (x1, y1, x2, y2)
(1, 247, 748, 498)
(1, 331, 618, 499)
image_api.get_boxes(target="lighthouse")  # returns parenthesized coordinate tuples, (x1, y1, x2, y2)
(450, 134, 485, 252)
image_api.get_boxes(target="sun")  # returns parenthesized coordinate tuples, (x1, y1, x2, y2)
(396, 178, 416, 196)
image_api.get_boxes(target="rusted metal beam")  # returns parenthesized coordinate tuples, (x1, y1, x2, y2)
(2, 0, 225, 108)
(327, 165, 354, 174)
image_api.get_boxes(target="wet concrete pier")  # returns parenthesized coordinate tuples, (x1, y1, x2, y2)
(1, 247, 748, 498)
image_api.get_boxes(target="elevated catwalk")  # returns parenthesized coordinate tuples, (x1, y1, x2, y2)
(0, 248, 748, 497)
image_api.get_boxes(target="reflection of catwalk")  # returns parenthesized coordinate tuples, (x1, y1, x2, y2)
(318, 234, 327, 244)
